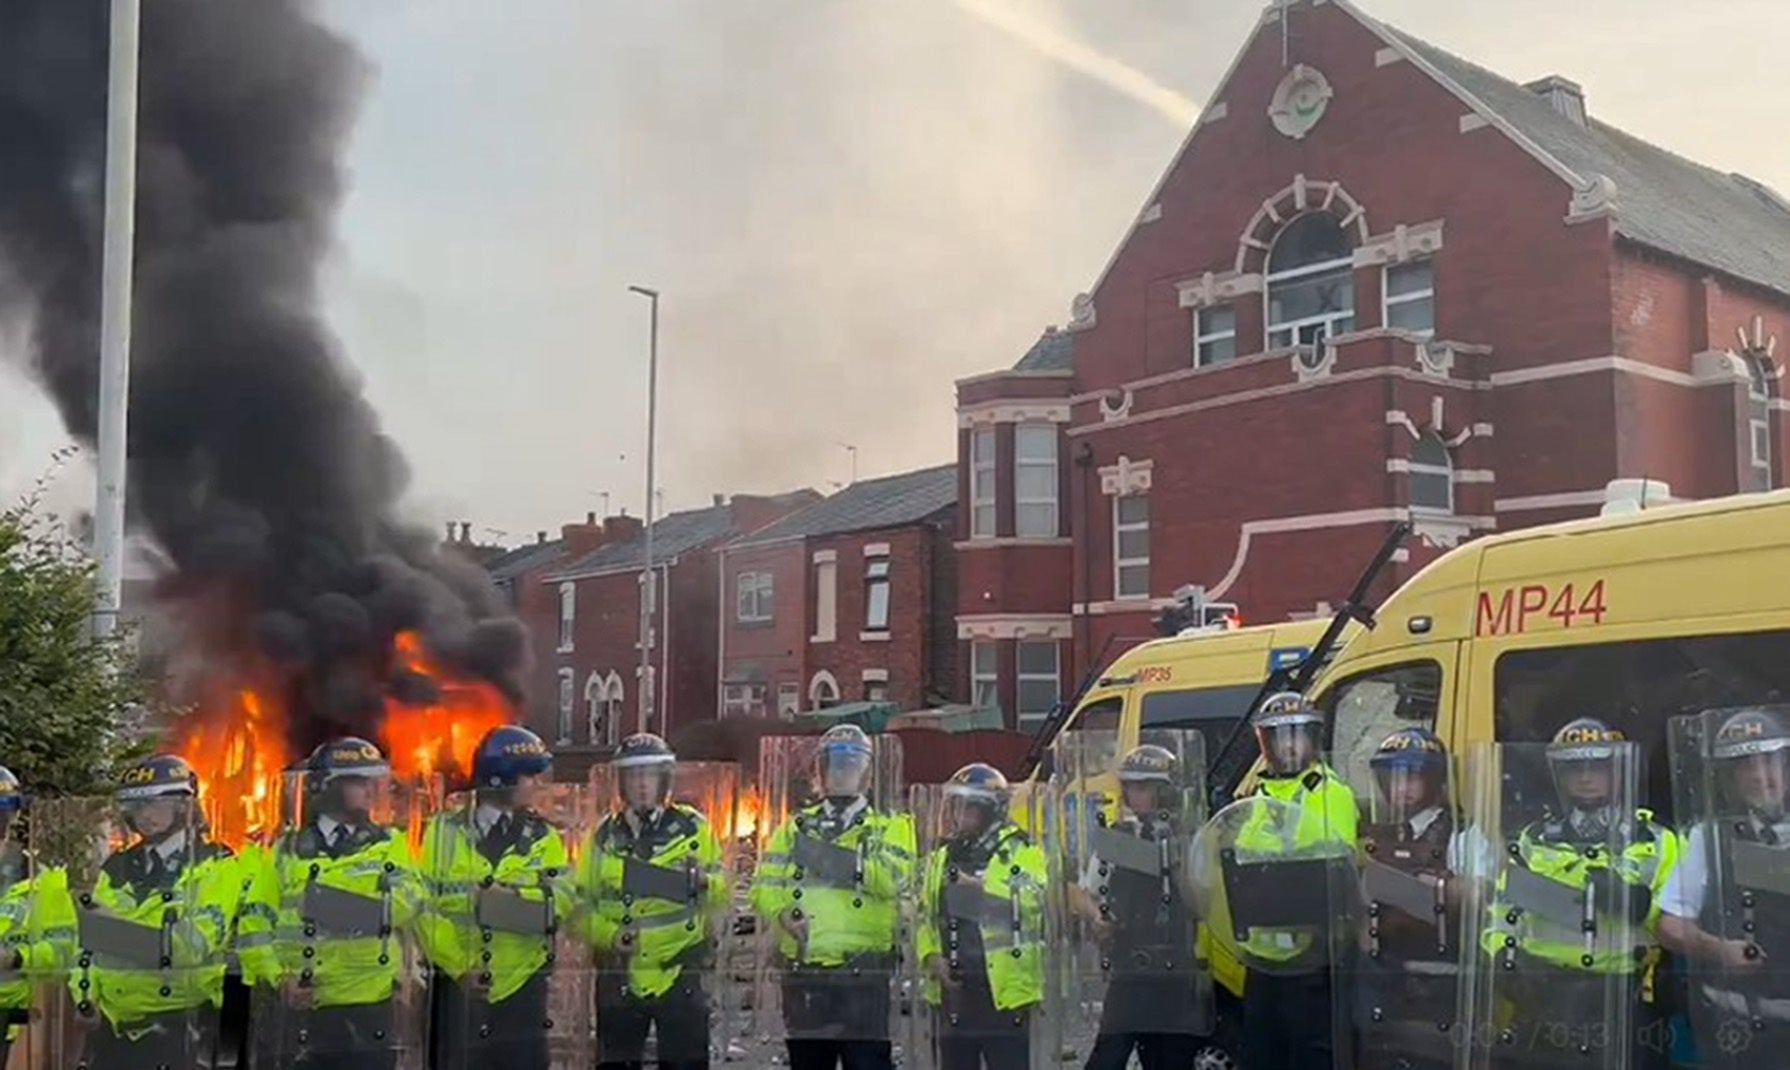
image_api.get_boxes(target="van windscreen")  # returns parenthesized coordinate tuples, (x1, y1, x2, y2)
(1141, 684, 1261, 769)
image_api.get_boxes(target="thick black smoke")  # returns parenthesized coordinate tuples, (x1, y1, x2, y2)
(0, 0, 527, 750)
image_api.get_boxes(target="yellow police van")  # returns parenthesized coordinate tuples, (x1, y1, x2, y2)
(1306, 485, 1790, 822)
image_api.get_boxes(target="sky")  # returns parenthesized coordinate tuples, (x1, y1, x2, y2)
(3, 0, 1787, 549)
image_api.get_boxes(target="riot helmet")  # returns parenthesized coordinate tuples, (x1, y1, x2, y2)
(1546, 718, 1626, 837)
(815, 724, 873, 804)
(1369, 727, 1448, 824)
(612, 732, 676, 815)
(1116, 744, 1181, 820)
(1255, 691, 1324, 777)
(943, 763, 1009, 839)
(304, 737, 390, 824)
(114, 754, 198, 842)
(1712, 707, 1790, 821)
(473, 725, 554, 810)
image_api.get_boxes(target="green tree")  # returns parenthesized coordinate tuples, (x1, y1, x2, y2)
(0, 487, 145, 797)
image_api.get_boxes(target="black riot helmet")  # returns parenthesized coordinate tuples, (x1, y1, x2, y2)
(612, 733, 676, 815)
(1255, 692, 1324, 777)
(1117, 744, 1182, 819)
(1712, 707, 1790, 821)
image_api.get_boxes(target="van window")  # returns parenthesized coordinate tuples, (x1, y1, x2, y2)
(1140, 684, 1260, 771)
(1322, 661, 1441, 804)
(1493, 630, 1790, 825)
(1066, 697, 1122, 734)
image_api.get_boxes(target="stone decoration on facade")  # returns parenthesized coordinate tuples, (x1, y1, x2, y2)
(1098, 455, 1153, 497)
(1235, 174, 1370, 273)
(956, 401, 1072, 428)
(1269, 64, 1334, 140)
(1098, 388, 1134, 423)
(1175, 268, 1265, 309)
(1291, 340, 1337, 382)
(1565, 173, 1619, 223)
(1416, 337, 1455, 377)
(1351, 220, 1445, 267)
(1068, 292, 1098, 331)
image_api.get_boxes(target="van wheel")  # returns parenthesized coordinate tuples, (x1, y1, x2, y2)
(1193, 1044, 1237, 1070)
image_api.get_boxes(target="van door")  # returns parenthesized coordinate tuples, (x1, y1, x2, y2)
(1314, 642, 1462, 804)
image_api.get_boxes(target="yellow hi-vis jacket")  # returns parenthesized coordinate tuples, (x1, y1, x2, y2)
(417, 808, 572, 1003)
(916, 823, 1046, 1012)
(576, 804, 725, 1000)
(1233, 763, 1358, 966)
(67, 838, 242, 1033)
(750, 802, 915, 966)
(237, 821, 424, 1008)
(0, 850, 75, 1038)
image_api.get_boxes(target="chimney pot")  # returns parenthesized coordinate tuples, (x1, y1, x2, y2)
(713, 493, 725, 507)
(460, 521, 472, 542)
(1523, 75, 1586, 126)
(586, 511, 596, 525)
(445, 521, 454, 541)
(537, 531, 547, 544)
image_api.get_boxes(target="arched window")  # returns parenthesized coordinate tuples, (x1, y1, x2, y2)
(1409, 432, 1454, 515)
(1267, 213, 1356, 349)
(584, 672, 605, 743)
(809, 671, 842, 711)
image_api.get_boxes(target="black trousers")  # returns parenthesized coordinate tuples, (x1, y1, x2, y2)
(780, 959, 896, 1070)
(785, 1038, 896, 1070)
(1243, 969, 1336, 1070)
(284, 1000, 399, 1070)
(596, 973, 710, 1070)
(429, 970, 551, 1070)
(936, 974, 1031, 1070)
(1082, 1029, 1200, 1070)
(81, 1009, 218, 1070)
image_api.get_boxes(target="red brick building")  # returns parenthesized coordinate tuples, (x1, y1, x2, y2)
(956, 0, 1790, 726)
(528, 493, 816, 775)
(717, 465, 958, 717)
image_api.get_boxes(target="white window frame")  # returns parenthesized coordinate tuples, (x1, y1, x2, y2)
(735, 571, 774, 623)
(1752, 418, 1772, 470)
(970, 641, 1000, 715)
(1195, 305, 1238, 367)
(600, 673, 624, 747)
(1113, 493, 1150, 600)
(813, 558, 838, 642)
(556, 668, 575, 744)
(557, 582, 576, 653)
(864, 555, 891, 631)
(1383, 260, 1436, 338)
(722, 683, 765, 718)
(1266, 215, 1356, 350)
(1013, 424, 1059, 537)
(969, 427, 997, 538)
(1409, 432, 1455, 515)
(809, 671, 842, 711)
(776, 681, 802, 718)
(1015, 640, 1060, 726)
(865, 680, 891, 704)
(584, 672, 605, 744)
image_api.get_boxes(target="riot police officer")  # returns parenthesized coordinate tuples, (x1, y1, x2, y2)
(1074, 744, 1203, 1070)
(1661, 707, 1790, 1068)
(239, 737, 426, 1070)
(0, 765, 73, 1067)
(751, 724, 914, 1070)
(422, 725, 572, 1070)
(916, 764, 1046, 1070)
(1237, 691, 1357, 1070)
(75, 754, 242, 1069)
(577, 733, 725, 1070)
(1478, 718, 1678, 1069)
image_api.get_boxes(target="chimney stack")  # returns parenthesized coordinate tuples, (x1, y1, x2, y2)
(459, 521, 472, 544)
(444, 521, 455, 542)
(1524, 75, 1586, 126)
(603, 513, 645, 544)
(561, 513, 608, 558)
(712, 493, 725, 507)
(537, 530, 547, 545)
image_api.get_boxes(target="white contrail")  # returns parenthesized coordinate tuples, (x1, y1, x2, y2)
(950, 0, 1200, 127)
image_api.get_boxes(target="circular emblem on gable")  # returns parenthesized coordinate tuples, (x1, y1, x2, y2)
(1269, 64, 1333, 140)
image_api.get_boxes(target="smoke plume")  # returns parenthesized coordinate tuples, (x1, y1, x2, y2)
(0, 0, 525, 749)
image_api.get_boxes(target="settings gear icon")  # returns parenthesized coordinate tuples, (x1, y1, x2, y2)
(1717, 1016, 1754, 1055)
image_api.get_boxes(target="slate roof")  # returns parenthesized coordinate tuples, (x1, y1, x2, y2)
(1388, 27, 1790, 298)
(728, 464, 957, 549)
(485, 540, 564, 583)
(1011, 328, 1076, 372)
(544, 505, 740, 581)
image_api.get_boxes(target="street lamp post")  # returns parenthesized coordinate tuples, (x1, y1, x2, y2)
(93, 0, 142, 640)
(627, 285, 659, 734)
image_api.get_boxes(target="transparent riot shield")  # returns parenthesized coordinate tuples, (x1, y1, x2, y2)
(748, 734, 909, 1063)
(583, 760, 737, 1067)
(1190, 759, 1359, 1068)
(1351, 740, 1468, 1067)
(247, 771, 431, 1068)
(423, 782, 592, 1070)
(1457, 740, 1646, 1070)
(31, 794, 229, 1070)
(1048, 729, 1211, 1065)
(3, 806, 58, 1070)
(908, 779, 1059, 1070)
(1668, 708, 1790, 1070)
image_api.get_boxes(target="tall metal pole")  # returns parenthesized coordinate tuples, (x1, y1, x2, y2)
(93, 0, 142, 640)
(628, 285, 659, 733)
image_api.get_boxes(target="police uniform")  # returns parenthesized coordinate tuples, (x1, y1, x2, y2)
(1077, 745, 1203, 1070)
(1237, 693, 1358, 1070)
(751, 725, 915, 1070)
(0, 766, 75, 1068)
(917, 764, 1046, 1070)
(578, 734, 725, 1070)
(238, 738, 425, 1070)
(421, 726, 571, 1070)
(74, 755, 243, 1070)
(1479, 719, 1678, 1070)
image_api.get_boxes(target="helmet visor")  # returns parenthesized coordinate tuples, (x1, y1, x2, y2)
(620, 765, 669, 809)
(818, 744, 871, 797)
(1256, 721, 1321, 775)
(1371, 763, 1443, 825)
(1723, 750, 1790, 820)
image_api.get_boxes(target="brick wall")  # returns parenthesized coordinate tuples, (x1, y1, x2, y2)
(717, 541, 808, 718)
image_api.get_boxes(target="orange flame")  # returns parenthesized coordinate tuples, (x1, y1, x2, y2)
(174, 629, 517, 851)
